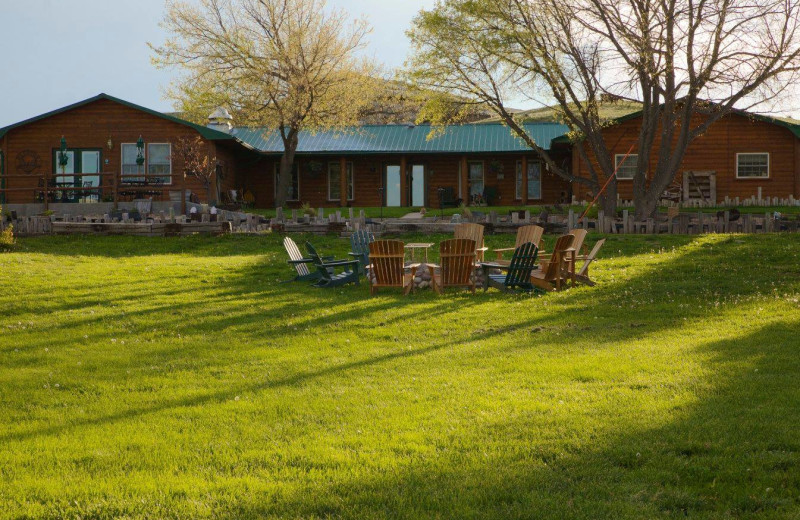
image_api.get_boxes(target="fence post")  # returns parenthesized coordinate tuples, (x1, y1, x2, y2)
(113, 171, 119, 211)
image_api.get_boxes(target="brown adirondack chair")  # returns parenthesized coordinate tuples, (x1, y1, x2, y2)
(493, 225, 544, 263)
(530, 234, 575, 291)
(539, 228, 588, 260)
(368, 240, 416, 295)
(430, 238, 477, 295)
(575, 238, 606, 286)
(454, 223, 488, 261)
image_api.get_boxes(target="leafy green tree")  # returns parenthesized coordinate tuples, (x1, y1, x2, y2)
(408, 0, 800, 217)
(152, 0, 377, 207)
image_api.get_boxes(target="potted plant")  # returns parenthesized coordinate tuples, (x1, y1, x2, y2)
(300, 202, 316, 223)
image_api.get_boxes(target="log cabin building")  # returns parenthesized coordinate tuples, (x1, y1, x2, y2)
(1, 93, 799, 210)
(569, 108, 800, 204)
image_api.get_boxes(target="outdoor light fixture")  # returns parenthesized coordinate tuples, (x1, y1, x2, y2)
(58, 136, 69, 170)
(136, 135, 145, 166)
(107, 136, 113, 150)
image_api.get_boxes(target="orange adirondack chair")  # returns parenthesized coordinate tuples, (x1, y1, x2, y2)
(493, 225, 544, 263)
(454, 223, 488, 261)
(430, 238, 477, 295)
(368, 240, 416, 295)
(539, 228, 588, 260)
(575, 238, 606, 286)
(531, 234, 575, 291)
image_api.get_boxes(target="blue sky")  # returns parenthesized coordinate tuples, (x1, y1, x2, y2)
(0, 0, 436, 127)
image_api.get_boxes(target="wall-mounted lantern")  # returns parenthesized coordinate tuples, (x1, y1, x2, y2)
(58, 136, 69, 173)
(136, 136, 145, 166)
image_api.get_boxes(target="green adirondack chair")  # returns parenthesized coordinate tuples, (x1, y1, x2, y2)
(481, 242, 540, 293)
(348, 229, 375, 276)
(305, 242, 360, 288)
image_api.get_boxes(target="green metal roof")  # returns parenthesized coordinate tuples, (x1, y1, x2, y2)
(0, 93, 235, 141)
(232, 123, 570, 154)
(552, 102, 800, 143)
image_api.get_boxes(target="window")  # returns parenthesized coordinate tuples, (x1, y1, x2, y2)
(328, 161, 354, 201)
(274, 162, 300, 201)
(615, 154, 638, 180)
(121, 143, 143, 183)
(468, 161, 484, 197)
(736, 153, 769, 179)
(516, 161, 542, 200)
(147, 143, 171, 184)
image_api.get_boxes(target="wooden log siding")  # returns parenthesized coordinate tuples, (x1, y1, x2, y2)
(0, 98, 228, 204)
(571, 112, 799, 203)
(250, 153, 571, 208)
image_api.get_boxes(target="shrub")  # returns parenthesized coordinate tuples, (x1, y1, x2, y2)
(0, 205, 14, 251)
(300, 202, 317, 217)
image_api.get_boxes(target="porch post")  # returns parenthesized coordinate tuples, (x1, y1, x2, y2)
(113, 169, 118, 210)
(460, 156, 468, 202)
(180, 169, 187, 215)
(400, 155, 408, 206)
(521, 155, 528, 205)
(44, 171, 49, 211)
(339, 156, 347, 207)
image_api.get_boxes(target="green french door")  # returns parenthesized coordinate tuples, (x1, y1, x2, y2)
(52, 149, 101, 202)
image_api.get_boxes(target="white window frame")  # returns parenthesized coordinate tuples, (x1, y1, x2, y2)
(146, 143, 172, 185)
(274, 162, 300, 201)
(615, 154, 638, 180)
(327, 161, 354, 201)
(121, 143, 144, 184)
(515, 160, 542, 200)
(736, 153, 770, 179)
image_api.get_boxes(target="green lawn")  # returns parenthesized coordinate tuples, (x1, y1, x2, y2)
(1, 232, 799, 519)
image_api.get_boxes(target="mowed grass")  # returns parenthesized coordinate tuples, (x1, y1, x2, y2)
(1, 232, 799, 519)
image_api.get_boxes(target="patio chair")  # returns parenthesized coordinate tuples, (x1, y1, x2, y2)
(482, 242, 540, 293)
(454, 222, 488, 262)
(575, 238, 606, 286)
(539, 228, 587, 261)
(438, 186, 460, 208)
(492, 225, 544, 264)
(282, 236, 333, 283)
(305, 242, 360, 288)
(530, 234, 575, 292)
(430, 238, 477, 295)
(348, 229, 375, 276)
(368, 240, 416, 295)
(283, 236, 318, 282)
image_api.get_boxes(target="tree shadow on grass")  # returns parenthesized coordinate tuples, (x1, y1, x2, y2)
(216, 319, 800, 519)
(4, 234, 799, 440)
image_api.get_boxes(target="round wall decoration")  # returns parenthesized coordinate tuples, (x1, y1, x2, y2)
(16, 150, 41, 174)
(307, 160, 323, 178)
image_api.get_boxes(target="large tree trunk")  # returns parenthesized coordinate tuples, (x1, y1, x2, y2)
(599, 178, 617, 217)
(275, 131, 299, 208)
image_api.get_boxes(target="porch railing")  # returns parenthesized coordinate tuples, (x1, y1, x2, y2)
(0, 171, 184, 212)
